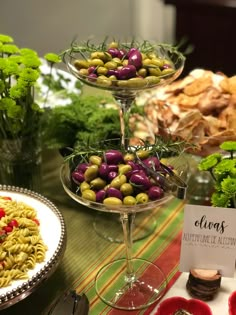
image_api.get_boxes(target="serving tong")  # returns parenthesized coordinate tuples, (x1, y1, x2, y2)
(47, 290, 89, 315)
(135, 153, 187, 200)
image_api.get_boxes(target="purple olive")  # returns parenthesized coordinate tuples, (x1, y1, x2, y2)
(128, 49, 142, 69)
(143, 157, 160, 171)
(108, 164, 118, 172)
(118, 49, 127, 59)
(105, 150, 124, 165)
(126, 168, 142, 180)
(96, 189, 107, 203)
(107, 47, 120, 58)
(71, 170, 84, 184)
(148, 186, 164, 200)
(106, 187, 123, 200)
(76, 163, 89, 173)
(88, 66, 96, 74)
(107, 69, 119, 77)
(88, 73, 97, 81)
(127, 160, 141, 170)
(129, 171, 152, 190)
(127, 48, 138, 58)
(108, 171, 118, 181)
(117, 65, 136, 80)
(99, 163, 109, 178)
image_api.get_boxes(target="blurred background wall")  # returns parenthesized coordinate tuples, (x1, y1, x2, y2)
(0, 0, 175, 56)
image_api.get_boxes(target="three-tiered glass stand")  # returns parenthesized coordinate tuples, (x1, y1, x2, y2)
(60, 39, 185, 310)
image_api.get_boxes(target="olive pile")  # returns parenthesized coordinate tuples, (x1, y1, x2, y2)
(71, 148, 173, 206)
(73, 42, 175, 88)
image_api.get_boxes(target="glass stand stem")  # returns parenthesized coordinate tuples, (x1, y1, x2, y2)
(120, 212, 136, 283)
(113, 93, 135, 150)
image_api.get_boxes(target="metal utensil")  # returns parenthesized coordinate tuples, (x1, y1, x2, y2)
(47, 290, 89, 315)
(136, 153, 187, 199)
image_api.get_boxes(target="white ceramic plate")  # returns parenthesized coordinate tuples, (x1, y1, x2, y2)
(0, 185, 66, 310)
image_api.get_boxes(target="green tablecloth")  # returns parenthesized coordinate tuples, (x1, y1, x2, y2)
(0, 150, 185, 315)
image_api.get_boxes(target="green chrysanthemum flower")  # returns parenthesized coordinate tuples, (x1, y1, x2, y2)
(211, 191, 231, 208)
(1, 44, 19, 55)
(214, 159, 236, 180)
(198, 153, 222, 171)
(6, 103, 23, 119)
(220, 141, 236, 152)
(221, 176, 236, 195)
(19, 68, 39, 83)
(20, 48, 38, 56)
(9, 55, 22, 64)
(9, 84, 28, 99)
(0, 34, 13, 43)
(2, 60, 19, 76)
(44, 53, 61, 64)
(0, 97, 16, 110)
(22, 55, 41, 68)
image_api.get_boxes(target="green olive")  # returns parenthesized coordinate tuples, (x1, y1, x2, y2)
(84, 165, 99, 182)
(79, 69, 89, 76)
(74, 59, 89, 69)
(118, 164, 132, 175)
(97, 76, 112, 87)
(90, 58, 104, 67)
(161, 68, 175, 75)
(110, 174, 127, 189)
(148, 68, 162, 77)
(89, 155, 102, 166)
(136, 149, 151, 159)
(108, 41, 119, 49)
(80, 181, 90, 192)
(103, 197, 122, 205)
(136, 193, 149, 204)
(123, 153, 135, 162)
(90, 51, 110, 61)
(90, 177, 106, 190)
(120, 183, 134, 196)
(138, 68, 147, 78)
(112, 58, 123, 66)
(145, 76, 161, 85)
(147, 52, 158, 59)
(82, 189, 96, 202)
(123, 195, 136, 205)
(151, 58, 164, 68)
(142, 58, 153, 67)
(104, 61, 118, 70)
(97, 66, 108, 76)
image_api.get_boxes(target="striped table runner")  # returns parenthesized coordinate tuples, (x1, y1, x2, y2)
(72, 197, 185, 314)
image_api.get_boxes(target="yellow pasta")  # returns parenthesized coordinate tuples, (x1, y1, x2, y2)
(0, 196, 48, 288)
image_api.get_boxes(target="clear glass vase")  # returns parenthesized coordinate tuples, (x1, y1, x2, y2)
(0, 136, 42, 192)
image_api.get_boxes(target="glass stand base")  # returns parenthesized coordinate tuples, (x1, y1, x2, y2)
(95, 258, 167, 310)
(93, 211, 157, 243)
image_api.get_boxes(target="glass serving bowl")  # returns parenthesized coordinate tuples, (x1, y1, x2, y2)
(62, 39, 185, 149)
(60, 138, 188, 311)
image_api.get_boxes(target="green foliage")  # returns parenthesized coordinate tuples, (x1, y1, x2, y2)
(198, 141, 236, 208)
(41, 94, 121, 149)
(0, 34, 42, 139)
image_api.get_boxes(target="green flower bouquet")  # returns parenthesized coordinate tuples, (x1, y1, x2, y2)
(198, 141, 236, 208)
(0, 34, 60, 191)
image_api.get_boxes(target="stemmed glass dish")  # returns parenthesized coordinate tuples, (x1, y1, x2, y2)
(60, 138, 188, 310)
(62, 39, 185, 149)
(60, 39, 186, 310)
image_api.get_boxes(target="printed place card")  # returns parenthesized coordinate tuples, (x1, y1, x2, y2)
(179, 204, 236, 277)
